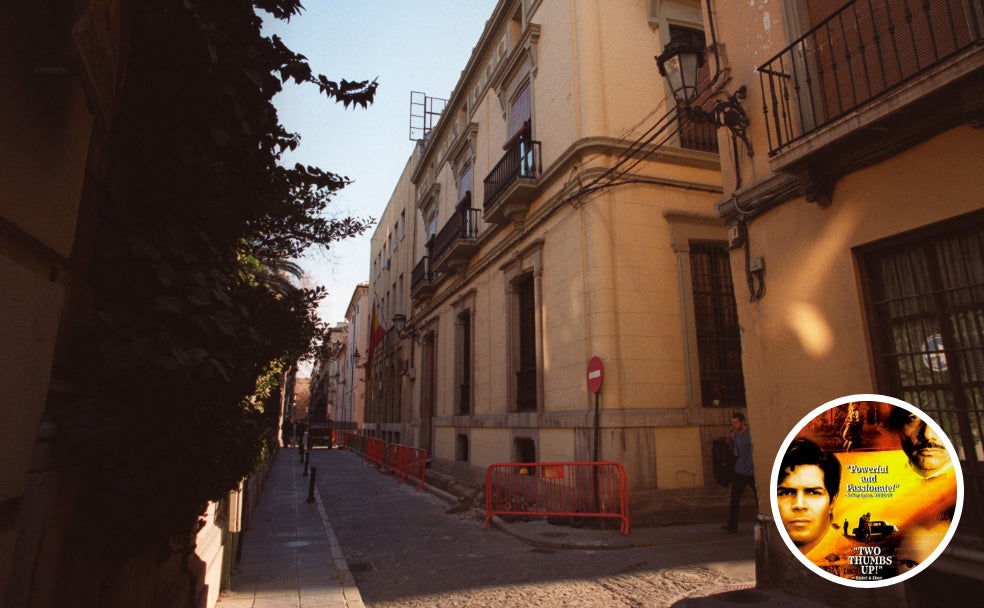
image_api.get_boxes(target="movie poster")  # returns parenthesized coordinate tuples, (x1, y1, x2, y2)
(770, 394, 964, 588)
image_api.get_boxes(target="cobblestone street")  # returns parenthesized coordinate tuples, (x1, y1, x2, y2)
(311, 449, 760, 608)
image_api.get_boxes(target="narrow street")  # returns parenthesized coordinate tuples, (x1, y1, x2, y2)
(310, 448, 759, 608)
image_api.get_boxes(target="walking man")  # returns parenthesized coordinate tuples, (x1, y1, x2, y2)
(722, 412, 756, 533)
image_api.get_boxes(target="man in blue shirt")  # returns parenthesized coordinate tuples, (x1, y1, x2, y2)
(722, 412, 756, 532)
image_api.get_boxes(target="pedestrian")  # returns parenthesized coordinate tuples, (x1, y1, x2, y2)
(722, 412, 756, 533)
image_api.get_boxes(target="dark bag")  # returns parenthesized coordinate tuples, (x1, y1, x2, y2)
(713, 438, 736, 486)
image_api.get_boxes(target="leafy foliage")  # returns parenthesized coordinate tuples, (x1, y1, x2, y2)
(59, 0, 375, 558)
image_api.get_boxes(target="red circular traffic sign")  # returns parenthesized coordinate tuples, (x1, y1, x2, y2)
(587, 356, 604, 393)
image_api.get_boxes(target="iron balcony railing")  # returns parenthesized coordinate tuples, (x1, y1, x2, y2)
(410, 255, 433, 291)
(430, 205, 480, 264)
(758, 0, 981, 156)
(484, 138, 542, 212)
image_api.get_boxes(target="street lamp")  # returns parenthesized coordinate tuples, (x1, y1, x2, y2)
(655, 32, 753, 158)
(655, 34, 705, 106)
(391, 313, 422, 343)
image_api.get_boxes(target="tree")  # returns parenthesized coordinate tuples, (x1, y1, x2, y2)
(58, 0, 377, 558)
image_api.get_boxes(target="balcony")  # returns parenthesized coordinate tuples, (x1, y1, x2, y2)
(431, 196, 481, 274)
(758, 0, 983, 200)
(483, 138, 542, 225)
(410, 255, 436, 301)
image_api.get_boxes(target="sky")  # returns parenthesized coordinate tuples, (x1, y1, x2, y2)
(262, 1, 500, 326)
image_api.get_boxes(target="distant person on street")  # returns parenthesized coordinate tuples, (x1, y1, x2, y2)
(722, 412, 756, 533)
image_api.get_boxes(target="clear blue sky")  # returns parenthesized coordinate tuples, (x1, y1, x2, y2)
(263, 1, 499, 325)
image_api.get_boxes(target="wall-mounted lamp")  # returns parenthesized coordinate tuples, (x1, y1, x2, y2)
(391, 313, 423, 344)
(655, 34, 705, 106)
(655, 33, 753, 160)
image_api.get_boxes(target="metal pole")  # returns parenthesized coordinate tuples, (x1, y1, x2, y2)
(593, 391, 600, 527)
(303, 452, 309, 476)
(307, 467, 317, 503)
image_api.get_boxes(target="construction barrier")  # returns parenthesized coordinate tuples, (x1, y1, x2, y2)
(342, 432, 427, 491)
(485, 461, 630, 535)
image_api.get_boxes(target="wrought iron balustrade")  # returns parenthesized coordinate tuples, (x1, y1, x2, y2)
(411, 255, 432, 290)
(430, 206, 480, 264)
(758, 0, 981, 156)
(484, 138, 542, 212)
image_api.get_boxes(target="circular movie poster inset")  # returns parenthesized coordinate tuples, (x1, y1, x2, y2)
(770, 394, 963, 588)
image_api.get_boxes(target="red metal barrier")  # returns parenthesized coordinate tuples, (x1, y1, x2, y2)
(485, 461, 630, 534)
(341, 432, 427, 491)
(387, 443, 427, 490)
(365, 437, 386, 465)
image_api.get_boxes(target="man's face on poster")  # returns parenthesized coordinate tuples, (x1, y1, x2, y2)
(777, 464, 832, 551)
(899, 413, 950, 477)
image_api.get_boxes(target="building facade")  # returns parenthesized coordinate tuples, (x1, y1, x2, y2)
(367, 158, 418, 444)
(368, 0, 750, 504)
(689, 0, 983, 605)
(336, 283, 369, 432)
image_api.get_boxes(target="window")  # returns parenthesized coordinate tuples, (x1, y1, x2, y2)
(458, 163, 474, 203)
(504, 241, 543, 412)
(859, 211, 984, 534)
(397, 274, 404, 319)
(426, 210, 438, 241)
(456, 310, 472, 414)
(690, 241, 746, 408)
(507, 80, 531, 143)
(514, 437, 536, 463)
(456, 433, 469, 462)
(516, 273, 537, 411)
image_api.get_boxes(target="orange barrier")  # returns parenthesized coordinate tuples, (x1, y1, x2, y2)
(342, 432, 427, 491)
(485, 461, 630, 534)
(365, 437, 386, 465)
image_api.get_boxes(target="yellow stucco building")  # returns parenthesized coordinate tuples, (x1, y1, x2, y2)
(367, 0, 748, 508)
(695, 0, 983, 604)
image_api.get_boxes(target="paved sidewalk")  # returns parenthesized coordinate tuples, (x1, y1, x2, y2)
(217, 450, 363, 608)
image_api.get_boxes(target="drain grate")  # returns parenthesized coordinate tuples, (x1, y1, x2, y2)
(347, 561, 374, 573)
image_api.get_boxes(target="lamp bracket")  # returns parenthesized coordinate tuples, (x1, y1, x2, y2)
(686, 85, 754, 158)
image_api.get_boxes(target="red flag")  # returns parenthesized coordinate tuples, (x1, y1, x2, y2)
(366, 300, 385, 371)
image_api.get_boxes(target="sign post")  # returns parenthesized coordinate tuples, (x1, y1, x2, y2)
(587, 356, 604, 524)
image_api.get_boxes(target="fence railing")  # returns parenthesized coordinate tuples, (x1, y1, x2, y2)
(758, 0, 981, 156)
(430, 205, 481, 264)
(343, 432, 428, 491)
(483, 138, 542, 212)
(485, 461, 630, 534)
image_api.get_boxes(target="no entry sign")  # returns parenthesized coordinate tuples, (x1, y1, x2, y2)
(587, 356, 604, 393)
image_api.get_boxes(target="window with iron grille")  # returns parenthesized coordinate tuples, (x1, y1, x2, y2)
(690, 241, 746, 408)
(516, 273, 538, 411)
(457, 310, 472, 415)
(859, 210, 984, 536)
